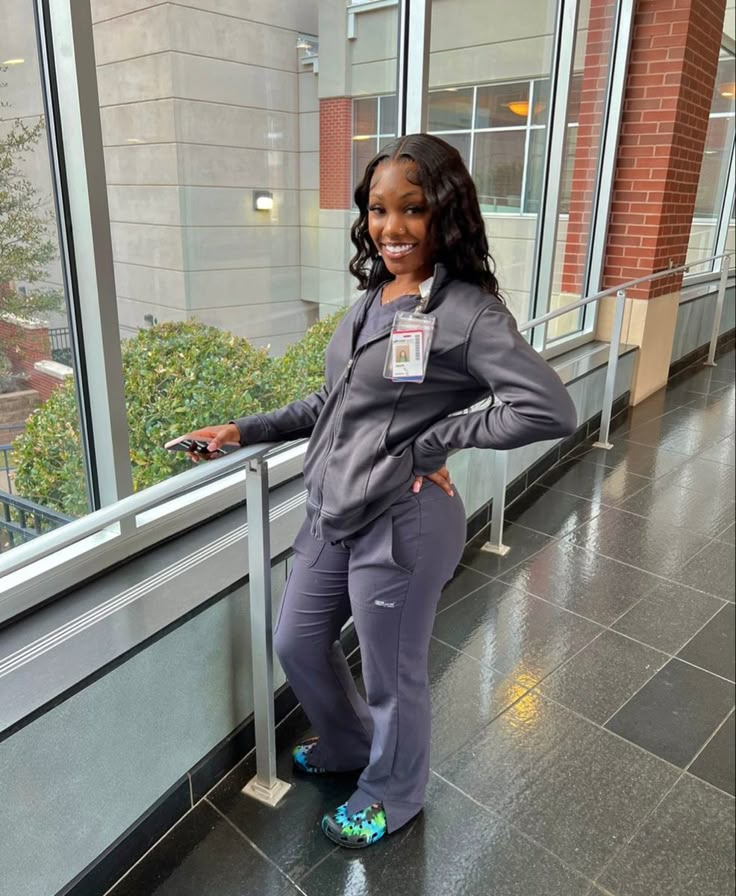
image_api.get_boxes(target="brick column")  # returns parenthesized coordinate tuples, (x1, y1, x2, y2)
(319, 97, 354, 209)
(596, 0, 726, 403)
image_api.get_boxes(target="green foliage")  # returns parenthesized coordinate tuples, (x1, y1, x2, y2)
(263, 308, 347, 407)
(13, 313, 345, 515)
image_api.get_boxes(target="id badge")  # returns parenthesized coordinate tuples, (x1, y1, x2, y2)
(383, 310, 436, 383)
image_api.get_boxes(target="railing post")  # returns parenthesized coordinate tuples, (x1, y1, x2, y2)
(704, 255, 730, 367)
(594, 289, 627, 451)
(242, 456, 291, 807)
(481, 450, 510, 556)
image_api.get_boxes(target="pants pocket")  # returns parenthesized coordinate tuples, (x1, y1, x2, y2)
(291, 517, 327, 569)
(385, 497, 421, 575)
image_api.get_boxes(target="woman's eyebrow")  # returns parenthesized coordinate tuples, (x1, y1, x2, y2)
(368, 190, 424, 201)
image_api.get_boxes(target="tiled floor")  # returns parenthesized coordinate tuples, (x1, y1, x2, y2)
(108, 350, 735, 896)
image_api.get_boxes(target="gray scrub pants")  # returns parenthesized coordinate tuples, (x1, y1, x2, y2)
(273, 481, 466, 833)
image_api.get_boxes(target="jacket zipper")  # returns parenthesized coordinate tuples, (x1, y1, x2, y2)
(311, 278, 441, 533)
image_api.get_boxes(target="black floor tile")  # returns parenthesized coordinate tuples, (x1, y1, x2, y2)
(716, 521, 735, 544)
(667, 366, 735, 394)
(208, 724, 356, 882)
(567, 505, 711, 578)
(674, 538, 736, 600)
(426, 639, 528, 765)
(615, 391, 698, 431)
(611, 581, 725, 654)
(677, 603, 735, 681)
(107, 801, 300, 896)
(505, 484, 601, 538)
(700, 434, 735, 466)
(688, 711, 735, 796)
(568, 439, 690, 481)
(436, 563, 495, 614)
(296, 774, 592, 896)
(432, 581, 602, 686)
(437, 692, 679, 878)
(619, 479, 735, 540)
(460, 523, 555, 579)
(537, 630, 666, 725)
(657, 455, 735, 496)
(536, 458, 651, 507)
(499, 540, 662, 625)
(598, 774, 735, 896)
(625, 419, 719, 457)
(605, 659, 735, 767)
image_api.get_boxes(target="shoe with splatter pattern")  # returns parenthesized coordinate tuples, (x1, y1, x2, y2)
(291, 737, 328, 775)
(321, 801, 387, 848)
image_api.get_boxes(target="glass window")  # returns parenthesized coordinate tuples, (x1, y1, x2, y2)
(686, 47, 735, 272)
(379, 93, 397, 135)
(438, 132, 471, 171)
(476, 82, 532, 129)
(86, 0, 401, 500)
(352, 95, 398, 193)
(355, 97, 378, 135)
(1, 0, 90, 553)
(428, 0, 559, 327)
(547, 3, 617, 343)
(473, 131, 526, 212)
(428, 88, 474, 131)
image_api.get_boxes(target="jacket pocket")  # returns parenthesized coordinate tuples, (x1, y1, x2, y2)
(363, 439, 414, 505)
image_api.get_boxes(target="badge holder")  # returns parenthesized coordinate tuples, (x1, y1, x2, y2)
(383, 310, 436, 383)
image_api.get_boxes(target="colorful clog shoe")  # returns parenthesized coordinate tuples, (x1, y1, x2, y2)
(291, 736, 328, 775)
(321, 801, 387, 848)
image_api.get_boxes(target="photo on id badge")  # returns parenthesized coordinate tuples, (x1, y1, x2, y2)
(391, 328, 423, 380)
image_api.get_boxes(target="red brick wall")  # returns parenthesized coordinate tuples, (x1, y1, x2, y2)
(561, 0, 616, 294)
(0, 319, 65, 403)
(319, 97, 353, 209)
(604, 0, 726, 299)
(561, 0, 726, 300)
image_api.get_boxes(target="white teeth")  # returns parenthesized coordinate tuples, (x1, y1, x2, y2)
(383, 244, 414, 254)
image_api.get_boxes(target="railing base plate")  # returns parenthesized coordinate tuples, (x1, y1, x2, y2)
(480, 541, 511, 556)
(702, 362, 717, 368)
(592, 441, 614, 450)
(242, 775, 291, 807)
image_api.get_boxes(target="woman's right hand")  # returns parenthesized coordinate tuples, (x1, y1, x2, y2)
(165, 423, 241, 462)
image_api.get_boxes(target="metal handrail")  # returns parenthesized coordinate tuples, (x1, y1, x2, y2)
(518, 252, 733, 335)
(481, 250, 733, 556)
(0, 441, 277, 579)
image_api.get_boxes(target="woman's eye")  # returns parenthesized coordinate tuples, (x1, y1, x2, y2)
(368, 205, 384, 214)
(406, 206, 424, 215)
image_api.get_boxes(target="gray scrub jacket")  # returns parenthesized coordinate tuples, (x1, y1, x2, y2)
(233, 263, 577, 542)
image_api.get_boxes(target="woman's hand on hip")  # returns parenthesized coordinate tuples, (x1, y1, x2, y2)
(412, 466, 454, 497)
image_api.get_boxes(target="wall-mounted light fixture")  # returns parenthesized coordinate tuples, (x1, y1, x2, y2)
(296, 34, 319, 73)
(253, 190, 274, 211)
(2, 58, 25, 66)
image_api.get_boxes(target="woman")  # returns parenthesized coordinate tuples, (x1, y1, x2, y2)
(170, 134, 576, 848)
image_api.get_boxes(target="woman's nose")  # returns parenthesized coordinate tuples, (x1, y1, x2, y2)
(384, 215, 406, 237)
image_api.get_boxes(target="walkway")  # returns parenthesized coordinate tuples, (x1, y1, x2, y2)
(108, 347, 735, 896)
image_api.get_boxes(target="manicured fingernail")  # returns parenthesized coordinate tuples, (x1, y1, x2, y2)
(412, 482, 421, 493)
(449, 490, 455, 497)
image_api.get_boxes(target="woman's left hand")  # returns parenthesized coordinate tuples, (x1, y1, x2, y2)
(412, 466, 454, 497)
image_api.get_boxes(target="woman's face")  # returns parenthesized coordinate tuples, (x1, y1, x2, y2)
(367, 160, 434, 284)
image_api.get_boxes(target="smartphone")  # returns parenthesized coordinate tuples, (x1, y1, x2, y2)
(165, 438, 224, 456)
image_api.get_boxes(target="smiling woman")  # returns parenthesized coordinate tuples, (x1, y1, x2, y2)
(170, 132, 576, 850)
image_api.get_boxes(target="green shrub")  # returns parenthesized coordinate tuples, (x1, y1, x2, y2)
(13, 313, 345, 515)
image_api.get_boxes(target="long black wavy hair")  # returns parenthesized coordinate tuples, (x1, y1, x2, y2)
(349, 133, 501, 297)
